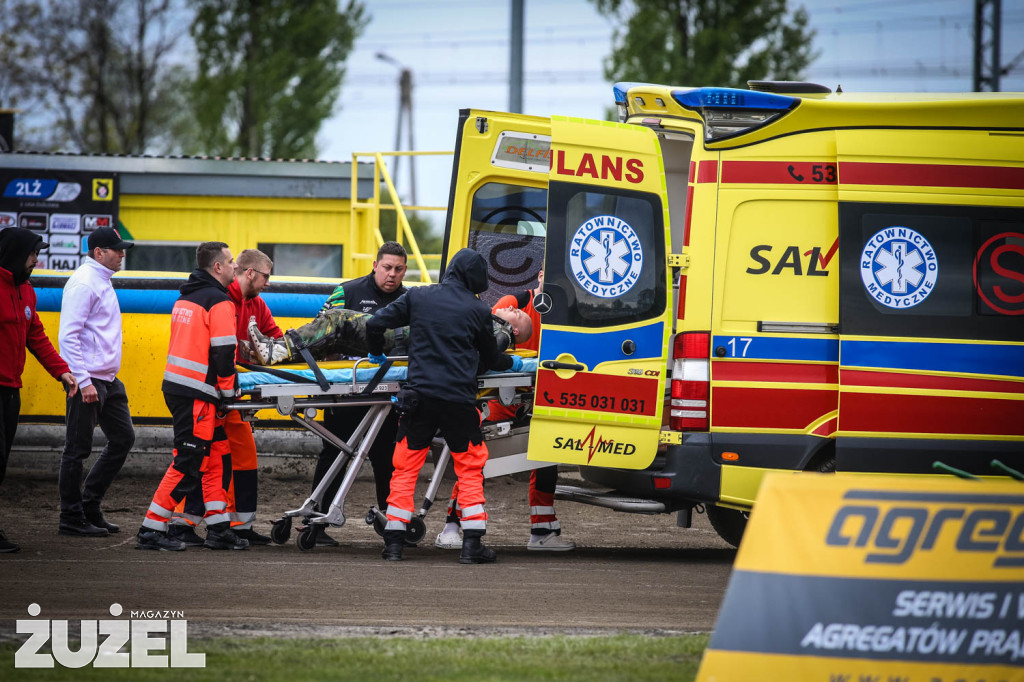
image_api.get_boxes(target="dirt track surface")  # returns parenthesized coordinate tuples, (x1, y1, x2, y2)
(0, 462, 736, 638)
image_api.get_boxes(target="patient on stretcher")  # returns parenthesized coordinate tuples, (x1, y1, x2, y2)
(243, 306, 532, 367)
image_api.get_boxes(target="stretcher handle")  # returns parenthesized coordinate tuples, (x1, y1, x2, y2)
(353, 356, 409, 396)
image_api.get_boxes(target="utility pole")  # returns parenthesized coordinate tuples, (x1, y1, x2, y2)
(974, 0, 1002, 90)
(377, 52, 416, 207)
(509, 0, 524, 112)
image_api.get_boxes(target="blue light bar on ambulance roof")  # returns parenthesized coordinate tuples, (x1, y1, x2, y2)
(613, 82, 659, 122)
(672, 87, 798, 141)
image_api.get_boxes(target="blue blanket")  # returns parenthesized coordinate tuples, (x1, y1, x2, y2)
(239, 357, 538, 389)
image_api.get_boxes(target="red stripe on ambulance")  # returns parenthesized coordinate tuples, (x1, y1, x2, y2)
(535, 369, 658, 416)
(840, 162, 1024, 190)
(841, 369, 1024, 395)
(711, 387, 837, 430)
(721, 161, 837, 184)
(840, 393, 1024, 436)
(713, 361, 838, 384)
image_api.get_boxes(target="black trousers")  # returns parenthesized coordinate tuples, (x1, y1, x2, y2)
(59, 377, 135, 517)
(311, 405, 398, 512)
(0, 386, 21, 488)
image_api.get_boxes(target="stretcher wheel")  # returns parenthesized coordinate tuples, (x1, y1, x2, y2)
(270, 517, 292, 545)
(365, 507, 386, 537)
(405, 517, 426, 545)
(296, 527, 317, 551)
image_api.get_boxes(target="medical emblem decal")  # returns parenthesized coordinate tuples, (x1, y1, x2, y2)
(569, 215, 643, 298)
(859, 226, 938, 309)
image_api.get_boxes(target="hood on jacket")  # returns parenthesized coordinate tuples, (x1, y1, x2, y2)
(180, 268, 229, 296)
(442, 248, 489, 294)
(0, 227, 48, 284)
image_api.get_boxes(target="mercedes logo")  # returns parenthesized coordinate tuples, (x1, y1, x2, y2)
(533, 292, 552, 315)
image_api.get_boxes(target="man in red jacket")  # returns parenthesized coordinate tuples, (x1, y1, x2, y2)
(0, 228, 78, 553)
(224, 249, 281, 544)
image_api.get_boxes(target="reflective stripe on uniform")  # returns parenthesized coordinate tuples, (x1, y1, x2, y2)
(211, 335, 236, 347)
(167, 355, 208, 374)
(461, 503, 485, 518)
(163, 371, 219, 398)
(530, 505, 555, 516)
(148, 501, 173, 518)
(142, 517, 168, 532)
(385, 520, 407, 531)
(531, 520, 561, 531)
(386, 505, 413, 521)
(461, 519, 486, 530)
(205, 500, 227, 512)
(204, 512, 231, 525)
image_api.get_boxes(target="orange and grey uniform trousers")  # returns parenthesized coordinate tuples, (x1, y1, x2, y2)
(386, 399, 489, 537)
(142, 394, 232, 533)
(170, 409, 258, 529)
(446, 465, 560, 537)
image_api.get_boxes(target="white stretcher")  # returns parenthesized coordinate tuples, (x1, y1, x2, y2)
(223, 357, 540, 550)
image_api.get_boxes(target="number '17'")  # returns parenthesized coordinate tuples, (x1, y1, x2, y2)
(726, 337, 752, 357)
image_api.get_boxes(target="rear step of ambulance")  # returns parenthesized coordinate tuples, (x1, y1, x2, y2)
(554, 485, 666, 513)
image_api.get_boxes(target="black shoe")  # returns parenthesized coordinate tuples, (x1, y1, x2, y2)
(84, 505, 120, 534)
(460, 536, 497, 564)
(298, 525, 339, 547)
(58, 516, 109, 537)
(136, 529, 186, 551)
(234, 527, 271, 546)
(204, 527, 249, 550)
(381, 530, 404, 561)
(0, 530, 20, 553)
(167, 524, 205, 547)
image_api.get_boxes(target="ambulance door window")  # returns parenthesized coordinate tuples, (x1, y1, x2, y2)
(839, 202, 1024, 343)
(544, 181, 666, 328)
(466, 181, 547, 307)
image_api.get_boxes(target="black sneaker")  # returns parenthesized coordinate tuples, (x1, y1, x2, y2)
(84, 505, 120, 534)
(459, 536, 497, 564)
(204, 527, 249, 550)
(0, 530, 20, 553)
(136, 529, 186, 551)
(233, 528, 271, 546)
(381, 530, 404, 561)
(58, 516, 109, 537)
(167, 524, 205, 547)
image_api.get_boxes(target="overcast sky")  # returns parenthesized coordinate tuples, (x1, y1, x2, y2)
(321, 0, 1024, 231)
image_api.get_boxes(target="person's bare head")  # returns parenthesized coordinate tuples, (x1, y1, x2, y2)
(373, 241, 408, 293)
(236, 249, 273, 298)
(196, 241, 236, 288)
(494, 306, 533, 344)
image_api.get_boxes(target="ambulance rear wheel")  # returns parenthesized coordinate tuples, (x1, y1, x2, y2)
(270, 517, 292, 545)
(705, 504, 748, 549)
(296, 527, 317, 551)
(405, 517, 426, 545)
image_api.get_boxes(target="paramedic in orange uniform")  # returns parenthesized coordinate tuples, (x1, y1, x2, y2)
(367, 249, 522, 563)
(436, 271, 576, 552)
(136, 242, 248, 551)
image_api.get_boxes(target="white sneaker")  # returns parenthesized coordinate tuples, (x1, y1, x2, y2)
(527, 533, 576, 552)
(434, 529, 462, 550)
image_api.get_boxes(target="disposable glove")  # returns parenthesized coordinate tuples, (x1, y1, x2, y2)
(509, 355, 524, 372)
(368, 352, 387, 365)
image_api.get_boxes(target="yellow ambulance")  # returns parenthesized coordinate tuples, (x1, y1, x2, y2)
(442, 81, 1024, 546)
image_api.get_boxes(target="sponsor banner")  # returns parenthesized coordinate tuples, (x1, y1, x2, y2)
(0, 170, 118, 269)
(46, 254, 85, 272)
(697, 473, 1024, 681)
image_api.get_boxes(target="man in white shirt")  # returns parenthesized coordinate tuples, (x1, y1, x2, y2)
(57, 227, 136, 537)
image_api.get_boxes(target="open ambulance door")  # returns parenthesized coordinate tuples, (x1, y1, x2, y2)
(440, 108, 551, 302)
(527, 116, 673, 470)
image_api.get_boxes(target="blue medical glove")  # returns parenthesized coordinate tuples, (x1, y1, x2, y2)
(368, 352, 387, 365)
(509, 355, 524, 373)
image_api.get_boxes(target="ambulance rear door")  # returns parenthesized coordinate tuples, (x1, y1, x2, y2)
(527, 116, 672, 470)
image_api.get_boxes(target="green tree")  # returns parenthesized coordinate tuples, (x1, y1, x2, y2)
(591, 0, 816, 89)
(190, 0, 367, 159)
(0, 0, 192, 153)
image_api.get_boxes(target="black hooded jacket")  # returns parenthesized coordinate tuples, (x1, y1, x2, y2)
(366, 248, 513, 404)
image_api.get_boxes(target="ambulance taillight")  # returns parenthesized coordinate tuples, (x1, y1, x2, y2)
(670, 332, 710, 431)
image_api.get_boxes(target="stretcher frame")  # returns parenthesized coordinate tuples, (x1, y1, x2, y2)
(223, 357, 536, 550)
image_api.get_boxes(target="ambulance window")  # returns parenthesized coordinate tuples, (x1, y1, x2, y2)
(543, 181, 666, 328)
(839, 203, 1024, 343)
(467, 182, 547, 307)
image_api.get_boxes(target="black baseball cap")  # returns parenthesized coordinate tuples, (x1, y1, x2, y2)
(88, 226, 134, 251)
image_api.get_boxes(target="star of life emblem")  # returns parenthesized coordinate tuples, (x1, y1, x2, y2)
(569, 215, 643, 299)
(859, 226, 938, 309)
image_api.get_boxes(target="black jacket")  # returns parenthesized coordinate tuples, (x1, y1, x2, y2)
(367, 249, 513, 404)
(322, 270, 407, 315)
